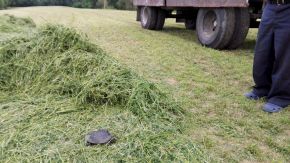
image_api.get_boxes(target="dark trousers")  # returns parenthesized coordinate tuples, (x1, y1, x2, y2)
(253, 3, 290, 107)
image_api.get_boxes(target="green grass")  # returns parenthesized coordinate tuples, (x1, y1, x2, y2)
(0, 7, 290, 162)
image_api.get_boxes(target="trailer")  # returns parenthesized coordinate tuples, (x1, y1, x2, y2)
(133, 0, 264, 49)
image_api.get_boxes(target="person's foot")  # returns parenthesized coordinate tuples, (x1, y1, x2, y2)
(263, 103, 285, 113)
(244, 91, 262, 100)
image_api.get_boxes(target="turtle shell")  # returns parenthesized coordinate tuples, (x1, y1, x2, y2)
(85, 129, 115, 146)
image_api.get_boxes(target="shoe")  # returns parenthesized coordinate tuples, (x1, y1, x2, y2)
(244, 91, 261, 100)
(263, 103, 284, 113)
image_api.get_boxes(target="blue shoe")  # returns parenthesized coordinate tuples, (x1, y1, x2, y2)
(244, 91, 261, 100)
(263, 103, 284, 113)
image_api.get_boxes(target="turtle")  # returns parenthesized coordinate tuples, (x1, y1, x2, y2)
(85, 129, 116, 146)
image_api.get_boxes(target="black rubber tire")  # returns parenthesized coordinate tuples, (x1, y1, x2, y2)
(227, 8, 250, 49)
(185, 19, 196, 30)
(140, 7, 158, 30)
(155, 9, 166, 30)
(196, 8, 236, 49)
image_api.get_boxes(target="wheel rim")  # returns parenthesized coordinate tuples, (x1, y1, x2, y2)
(202, 11, 218, 39)
(141, 7, 149, 26)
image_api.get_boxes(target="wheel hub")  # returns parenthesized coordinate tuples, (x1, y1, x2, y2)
(213, 20, 217, 30)
(203, 11, 218, 37)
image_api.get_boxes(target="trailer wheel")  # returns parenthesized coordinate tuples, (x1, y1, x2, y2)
(227, 8, 250, 49)
(196, 8, 235, 49)
(140, 7, 158, 30)
(155, 9, 166, 30)
(185, 19, 196, 30)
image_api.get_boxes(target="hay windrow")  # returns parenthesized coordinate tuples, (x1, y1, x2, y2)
(0, 15, 183, 121)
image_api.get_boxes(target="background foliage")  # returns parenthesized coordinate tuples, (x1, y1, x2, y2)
(0, 0, 9, 9)
(1, 0, 134, 10)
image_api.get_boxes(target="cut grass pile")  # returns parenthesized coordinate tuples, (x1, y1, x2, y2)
(0, 15, 209, 162)
(0, 14, 35, 33)
(0, 16, 182, 121)
(0, 14, 35, 43)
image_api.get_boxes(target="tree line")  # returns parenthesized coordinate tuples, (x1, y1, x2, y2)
(0, 0, 9, 9)
(0, 0, 134, 10)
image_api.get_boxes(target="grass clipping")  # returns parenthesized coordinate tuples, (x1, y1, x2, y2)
(0, 22, 182, 120)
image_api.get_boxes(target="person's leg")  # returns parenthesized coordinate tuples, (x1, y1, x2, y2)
(251, 4, 276, 97)
(266, 4, 290, 108)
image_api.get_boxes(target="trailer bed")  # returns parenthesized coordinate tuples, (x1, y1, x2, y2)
(133, 0, 249, 7)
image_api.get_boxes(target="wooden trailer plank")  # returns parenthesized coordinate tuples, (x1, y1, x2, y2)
(166, 0, 249, 7)
(133, 0, 165, 7)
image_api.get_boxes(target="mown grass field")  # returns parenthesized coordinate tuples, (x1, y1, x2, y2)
(0, 6, 289, 162)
